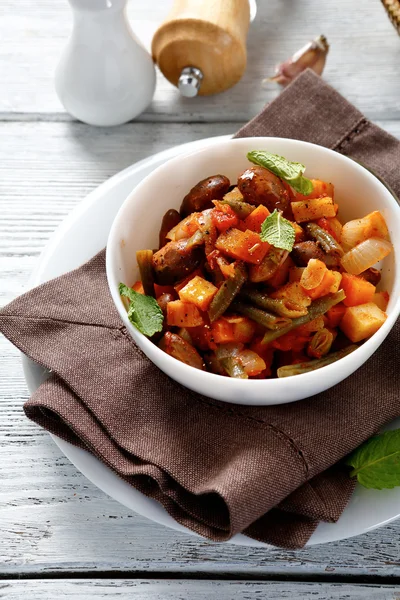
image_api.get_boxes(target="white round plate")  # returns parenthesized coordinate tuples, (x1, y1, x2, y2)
(22, 134, 400, 547)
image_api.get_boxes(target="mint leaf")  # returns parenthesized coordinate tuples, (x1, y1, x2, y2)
(247, 150, 314, 195)
(260, 209, 295, 252)
(119, 283, 164, 337)
(346, 429, 400, 489)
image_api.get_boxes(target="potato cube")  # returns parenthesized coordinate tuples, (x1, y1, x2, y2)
(178, 276, 217, 311)
(340, 302, 387, 343)
(291, 197, 337, 223)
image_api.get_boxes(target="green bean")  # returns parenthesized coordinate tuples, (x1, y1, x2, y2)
(239, 289, 308, 318)
(308, 328, 334, 358)
(262, 289, 346, 344)
(136, 249, 155, 297)
(208, 262, 247, 322)
(215, 344, 248, 378)
(277, 345, 358, 377)
(219, 198, 255, 219)
(232, 300, 292, 330)
(305, 223, 344, 258)
(219, 356, 248, 379)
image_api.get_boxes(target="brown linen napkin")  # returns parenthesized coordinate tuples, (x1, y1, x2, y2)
(1, 70, 399, 549)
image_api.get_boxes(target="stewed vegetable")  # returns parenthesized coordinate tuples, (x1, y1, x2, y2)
(120, 150, 393, 379)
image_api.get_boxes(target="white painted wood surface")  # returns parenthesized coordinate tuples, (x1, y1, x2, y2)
(1, 581, 400, 599)
(2, 0, 400, 596)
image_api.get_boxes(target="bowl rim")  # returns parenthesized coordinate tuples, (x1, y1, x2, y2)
(106, 136, 400, 390)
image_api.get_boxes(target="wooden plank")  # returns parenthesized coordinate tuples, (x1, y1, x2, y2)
(1, 0, 400, 122)
(1, 581, 400, 599)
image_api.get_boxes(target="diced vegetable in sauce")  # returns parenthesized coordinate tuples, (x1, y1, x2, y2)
(120, 151, 393, 378)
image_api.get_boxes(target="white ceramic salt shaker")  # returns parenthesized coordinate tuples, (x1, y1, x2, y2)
(55, 0, 156, 127)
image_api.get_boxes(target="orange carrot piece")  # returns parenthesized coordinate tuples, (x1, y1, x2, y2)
(325, 303, 347, 328)
(167, 300, 204, 327)
(341, 273, 376, 307)
(243, 205, 270, 233)
(132, 280, 144, 294)
(211, 315, 256, 344)
(215, 228, 270, 264)
(271, 331, 311, 352)
(174, 268, 204, 293)
(178, 275, 218, 311)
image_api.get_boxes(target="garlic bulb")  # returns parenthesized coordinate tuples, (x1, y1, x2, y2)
(265, 35, 329, 86)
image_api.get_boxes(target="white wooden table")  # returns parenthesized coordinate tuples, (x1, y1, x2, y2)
(2, 1, 400, 597)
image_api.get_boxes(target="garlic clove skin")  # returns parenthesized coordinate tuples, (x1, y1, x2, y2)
(264, 35, 329, 87)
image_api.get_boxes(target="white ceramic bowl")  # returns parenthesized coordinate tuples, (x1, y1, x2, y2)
(106, 137, 400, 406)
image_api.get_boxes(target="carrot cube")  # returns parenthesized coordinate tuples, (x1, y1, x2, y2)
(215, 228, 270, 264)
(167, 300, 204, 327)
(373, 291, 390, 312)
(132, 280, 145, 294)
(341, 273, 376, 307)
(243, 205, 270, 233)
(211, 315, 256, 344)
(174, 268, 204, 293)
(325, 303, 347, 328)
(178, 276, 218, 311)
(340, 302, 387, 342)
(291, 197, 337, 223)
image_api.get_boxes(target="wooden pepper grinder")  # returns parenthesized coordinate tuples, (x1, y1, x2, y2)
(152, 0, 254, 97)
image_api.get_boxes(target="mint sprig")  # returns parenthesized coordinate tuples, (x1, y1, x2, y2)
(119, 283, 164, 337)
(260, 209, 295, 252)
(346, 429, 400, 489)
(247, 150, 314, 196)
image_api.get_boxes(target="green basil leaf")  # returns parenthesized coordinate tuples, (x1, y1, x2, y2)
(119, 283, 164, 337)
(247, 150, 314, 196)
(346, 429, 400, 489)
(260, 209, 296, 252)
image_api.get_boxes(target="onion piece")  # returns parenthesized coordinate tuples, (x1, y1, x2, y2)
(341, 237, 393, 275)
(237, 350, 266, 376)
(341, 211, 389, 251)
